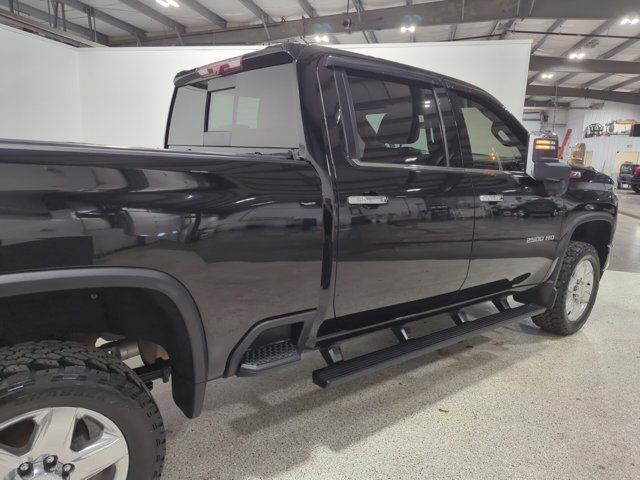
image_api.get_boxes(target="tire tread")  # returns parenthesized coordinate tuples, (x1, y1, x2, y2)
(532, 241, 599, 335)
(0, 340, 165, 479)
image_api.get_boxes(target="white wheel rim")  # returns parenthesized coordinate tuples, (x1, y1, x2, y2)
(0, 407, 129, 480)
(565, 258, 595, 322)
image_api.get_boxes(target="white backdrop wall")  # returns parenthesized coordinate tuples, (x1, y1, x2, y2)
(0, 25, 81, 142)
(1, 25, 531, 148)
(77, 46, 258, 147)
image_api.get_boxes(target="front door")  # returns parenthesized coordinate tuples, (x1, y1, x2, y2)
(447, 88, 564, 294)
(328, 70, 475, 322)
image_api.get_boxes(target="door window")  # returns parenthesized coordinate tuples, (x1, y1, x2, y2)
(347, 74, 446, 167)
(450, 91, 527, 171)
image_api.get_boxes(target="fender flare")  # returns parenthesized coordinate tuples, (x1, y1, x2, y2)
(514, 212, 615, 308)
(0, 267, 208, 418)
(559, 212, 615, 263)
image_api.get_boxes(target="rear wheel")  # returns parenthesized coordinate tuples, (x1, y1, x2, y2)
(0, 341, 165, 479)
(632, 185, 640, 194)
(532, 241, 600, 335)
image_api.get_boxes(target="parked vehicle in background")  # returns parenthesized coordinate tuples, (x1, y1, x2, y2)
(0, 44, 617, 478)
(618, 161, 640, 192)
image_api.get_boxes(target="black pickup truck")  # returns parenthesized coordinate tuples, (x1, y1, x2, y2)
(618, 161, 640, 192)
(0, 44, 616, 479)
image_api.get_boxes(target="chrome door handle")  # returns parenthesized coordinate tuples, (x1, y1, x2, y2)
(348, 195, 389, 206)
(479, 194, 503, 203)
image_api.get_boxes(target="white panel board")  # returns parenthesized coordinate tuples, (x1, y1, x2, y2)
(0, 25, 81, 142)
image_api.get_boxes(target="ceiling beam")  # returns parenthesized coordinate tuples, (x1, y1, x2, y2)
(579, 46, 640, 90)
(528, 18, 618, 84)
(525, 100, 571, 108)
(560, 37, 640, 87)
(297, 0, 316, 18)
(54, 0, 147, 38)
(352, 0, 378, 45)
(529, 55, 640, 75)
(526, 85, 640, 105)
(117, 0, 185, 33)
(179, 0, 226, 28)
(111, 0, 640, 46)
(0, 0, 107, 43)
(607, 75, 640, 91)
(486, 19, 500, 39)
(0, 6, 105, 45)
(530, 18, 565, 53)
(237, 0, 274, 24)
(500, 19, 516, 39)
(597, 37, 640, 60)
(450, 23, 458, 40)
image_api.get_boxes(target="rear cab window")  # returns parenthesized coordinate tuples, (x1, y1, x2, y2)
(167, 61, 301, 153)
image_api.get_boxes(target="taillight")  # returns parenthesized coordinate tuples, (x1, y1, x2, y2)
(196, 55, 243, 79)
(635, 166, 640, 176)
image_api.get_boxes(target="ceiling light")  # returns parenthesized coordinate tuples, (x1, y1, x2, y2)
(400, 25, 416, 33)
(568, 51, 585, 60)
(620, 16, 640, 25)
(541, 73, 555, 79)
(156, 0, 179, 7)
(313, 34, 330, 43)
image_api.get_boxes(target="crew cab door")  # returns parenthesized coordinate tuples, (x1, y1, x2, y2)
(325, 66, 474, 320)
(447, 88, 564, 293)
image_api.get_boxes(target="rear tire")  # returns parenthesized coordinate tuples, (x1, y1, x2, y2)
(532, 241, 600, 335)
(0, 341, 165, 479)
(632, 185, 640, 194)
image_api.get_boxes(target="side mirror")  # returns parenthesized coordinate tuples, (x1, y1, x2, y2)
(526, 135, 571, 196)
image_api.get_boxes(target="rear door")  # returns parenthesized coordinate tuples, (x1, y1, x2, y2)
(447, 88, 564, 293)
(326, 67, 475, 321)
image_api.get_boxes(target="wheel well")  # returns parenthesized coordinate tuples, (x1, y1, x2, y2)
(0, 286, 202, 417)
(570, 220, 612, 268)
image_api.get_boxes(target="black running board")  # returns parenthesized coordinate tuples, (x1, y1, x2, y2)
(312, 304, 545, 388)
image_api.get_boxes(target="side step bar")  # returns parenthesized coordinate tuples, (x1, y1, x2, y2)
(312, 304, 545, 388)
(238, 340, 300, 376)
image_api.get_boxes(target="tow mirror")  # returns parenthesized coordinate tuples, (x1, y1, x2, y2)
(526, 135, 571, 196)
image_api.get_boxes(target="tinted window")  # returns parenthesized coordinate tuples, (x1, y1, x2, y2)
(168, 63, 299, 149)
(167, 85, 206, 146)
(347, 75, 445, 167)
(451, 91, 526, 171)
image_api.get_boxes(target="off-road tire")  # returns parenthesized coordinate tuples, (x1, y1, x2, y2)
(0, 340, 165, 479)
(532, 241, 600, 335)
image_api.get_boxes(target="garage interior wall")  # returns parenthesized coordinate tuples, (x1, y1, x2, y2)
(562, 100, 640, 177)
(0, 24, 531, 148)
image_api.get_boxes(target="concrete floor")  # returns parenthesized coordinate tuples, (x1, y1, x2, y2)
(617, 188, 640, 220)
(155, 214, 640, 480)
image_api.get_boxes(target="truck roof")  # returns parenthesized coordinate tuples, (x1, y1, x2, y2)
(173, 42, 486, 99)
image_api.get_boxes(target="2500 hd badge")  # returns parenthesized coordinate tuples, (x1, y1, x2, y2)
(527, 235, 557, 243)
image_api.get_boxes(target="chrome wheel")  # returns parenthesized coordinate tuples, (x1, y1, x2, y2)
(565, 258, 595, 322)
(0, 407, 129, 480)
